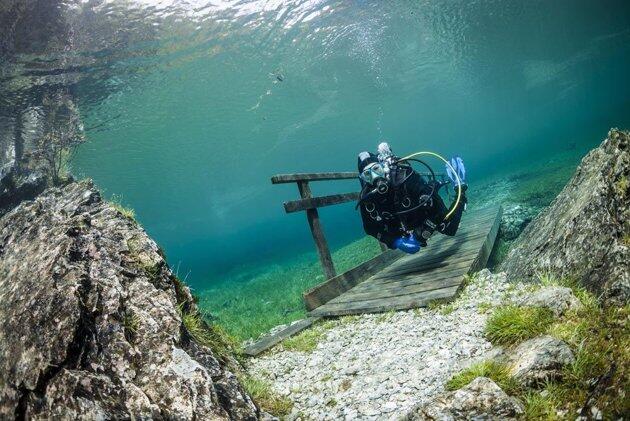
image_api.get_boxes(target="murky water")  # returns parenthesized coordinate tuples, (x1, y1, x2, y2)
(2, 1, 630, 334)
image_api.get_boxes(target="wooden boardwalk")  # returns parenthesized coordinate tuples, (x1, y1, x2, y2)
(309, 206, 502, 316)
(244, 206, 501, 355)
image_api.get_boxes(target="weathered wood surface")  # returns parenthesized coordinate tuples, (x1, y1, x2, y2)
(284, 192, 360, 213)
(243, 317, 322, 356)
(308, 206, 502, 317)
(298, 181, 336, 279)
(272, 172, 358, 184)
(244, 206, 502, 356)
(303, 247, 403, 311)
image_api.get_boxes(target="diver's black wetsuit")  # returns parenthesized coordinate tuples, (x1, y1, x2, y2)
(359, 163, 467, 249)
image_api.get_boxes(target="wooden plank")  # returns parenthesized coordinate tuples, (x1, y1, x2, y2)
(310, 285, 460, 316)
(284, 192, 360, 213)
(298, 181, 336, 280)
(303, 248, 403, 310)
(370, 241, 483, 278)
(243, 317, 322, 356)
(272, 172, 358, 184)
(329, 276, 464, 304)
(354, 259, 476, 292)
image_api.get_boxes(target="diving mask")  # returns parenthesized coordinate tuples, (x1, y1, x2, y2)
(360, 162, 387, 185)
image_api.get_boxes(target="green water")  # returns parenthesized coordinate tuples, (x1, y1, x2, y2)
(8, 1, 629, 339)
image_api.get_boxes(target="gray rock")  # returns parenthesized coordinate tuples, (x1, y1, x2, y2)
(405, 377, 524, 420)
(500, 129, 630, 305)
(508, 335, 574, 387)
(0, 181, 259, 419)
(519, 286, 583, 316)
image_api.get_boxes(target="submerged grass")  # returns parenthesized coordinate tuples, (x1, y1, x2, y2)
(180, 307, 241, 362)
(485, 305, 555, 346)
(446, 360, 520, 395)
(109, 194, 136, 220)
(197, 236, 382, 341)
(467, 271, 630, 418)
(280, 319, 339, 353)
(240, 375, 293, 417)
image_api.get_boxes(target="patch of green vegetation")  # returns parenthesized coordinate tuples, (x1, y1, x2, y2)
(110, 194, 136, 220)
(485, 305, 554, 346)
(439, 303, 456, 315)
(446, 360, 520, 395)
(180, 307, 241, 362)
(614, 175, 628, 198)
(320, 373, 332, 382)
(122, 310, 141, 341)
(376, 310, 396, 322)
(536, 271, 599, 312)
(477, 302, 493, 314)
(197, 236, 382, 341)
(427, 299, 456, 315)
(281, 328, 323, 353)
(475, 271, 629, 418)
(240, 375, 293, 417)
(140, 262, 162, 283)
(523, 388, 562, 420)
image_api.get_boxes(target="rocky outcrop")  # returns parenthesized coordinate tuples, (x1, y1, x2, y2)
(406, 377, 524, 420)
(508, 336, 575, 387)
(518, 286, 583, 317)
(500, 129, 630, 304)
(0, 181, 259, 419)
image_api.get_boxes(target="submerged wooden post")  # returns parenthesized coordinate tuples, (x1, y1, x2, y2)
(297, 181, 337, 279)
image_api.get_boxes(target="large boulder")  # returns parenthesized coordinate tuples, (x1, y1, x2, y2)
(508, 336, 575, 387)
(406, 377, 524, 420)
(0, 181, 259, 419)
(518, 286, 582, 317)
(500, 129, 630, 304)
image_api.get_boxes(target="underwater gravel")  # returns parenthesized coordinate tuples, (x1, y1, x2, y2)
(247, 270, 529, 420)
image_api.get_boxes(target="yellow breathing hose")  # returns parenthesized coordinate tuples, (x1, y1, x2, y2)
(397, 151, 462, 221)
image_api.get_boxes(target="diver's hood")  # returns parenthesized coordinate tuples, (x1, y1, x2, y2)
(357, 151, 378, 172)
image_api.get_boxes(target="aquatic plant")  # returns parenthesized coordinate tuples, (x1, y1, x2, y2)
(446, 360, 520, 395)
(485, 305, 555, 346)
(280, 319, 338, 353)
(239, 375, 293, 416)
(478, 276, 629, 418)
(110, 194, 136, 220)
(197, 236, 382, 341)
(180, 307, 241, 362)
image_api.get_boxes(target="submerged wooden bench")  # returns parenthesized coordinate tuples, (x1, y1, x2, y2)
(244, 201, 502, 356)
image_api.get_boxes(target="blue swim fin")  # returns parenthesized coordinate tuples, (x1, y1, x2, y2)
(446, 156, 466, 186)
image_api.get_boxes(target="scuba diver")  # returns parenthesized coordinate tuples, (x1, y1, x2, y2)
(357, 142, 468, 254)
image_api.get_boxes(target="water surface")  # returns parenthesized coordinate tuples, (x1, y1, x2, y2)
(3, 1, 630, 321)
